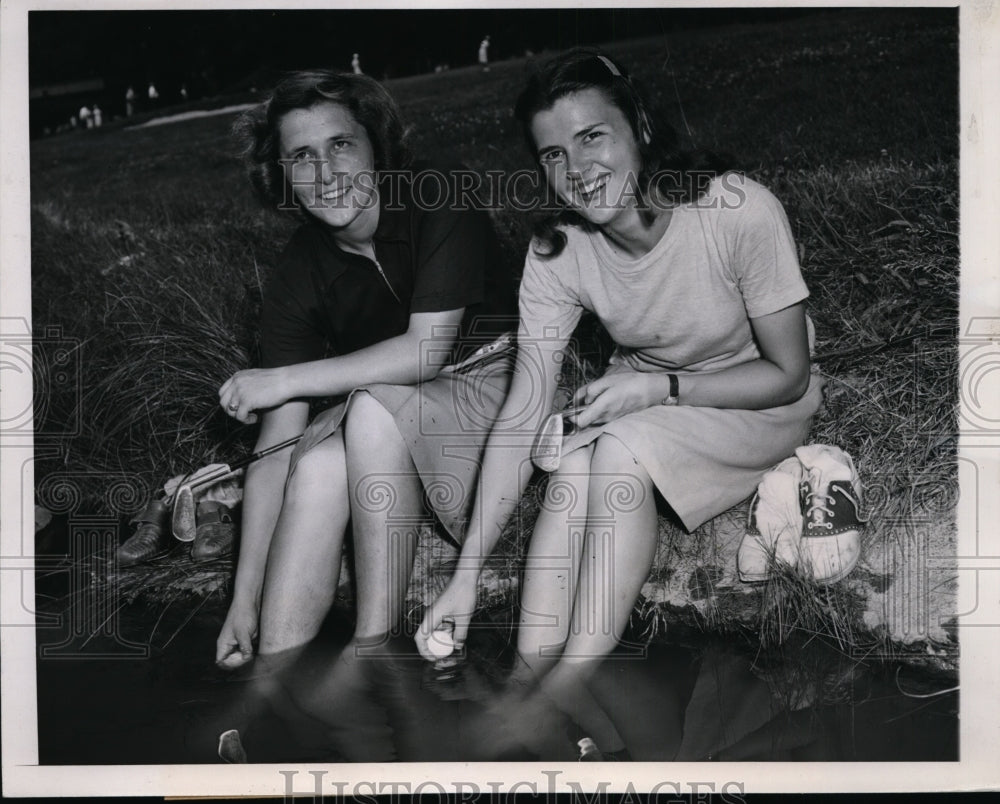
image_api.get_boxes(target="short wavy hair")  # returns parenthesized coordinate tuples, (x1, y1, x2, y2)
(513, 47, 730, 258)
(233, 70, 412, 212)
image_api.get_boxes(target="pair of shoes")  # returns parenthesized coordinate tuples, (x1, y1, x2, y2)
(737, 444, 864, 585)
(116, 498, 172, 567)
(191, 500, 236, 562)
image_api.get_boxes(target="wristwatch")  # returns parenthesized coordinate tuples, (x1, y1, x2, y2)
(661, 373, 680, 406)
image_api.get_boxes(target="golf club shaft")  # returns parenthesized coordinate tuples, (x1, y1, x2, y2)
(187, 435, 303, 492)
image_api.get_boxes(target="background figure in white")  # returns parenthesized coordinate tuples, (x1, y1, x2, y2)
(125, 86, 135, 116)
(180, 84, 189, 101)
(78, 105, 92, 129)
(148, 82, 159, 102)
(478, 35, 490, 71)
(92, 105, 103, 127)
(351, 53, 362, 75)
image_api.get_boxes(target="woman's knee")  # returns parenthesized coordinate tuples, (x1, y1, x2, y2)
(284, 433, 347, 500)
(540, 444, 593, 516)
(589, 435, 652, 505)
(345, 391, 403, 448)
(590, 434, 646, 476)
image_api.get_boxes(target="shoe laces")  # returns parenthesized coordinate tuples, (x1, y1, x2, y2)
(803, 471, 836, 531)
(129, 522, 163, 546)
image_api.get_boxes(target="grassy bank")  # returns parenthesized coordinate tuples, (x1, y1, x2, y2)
(31, 9, 958, 662)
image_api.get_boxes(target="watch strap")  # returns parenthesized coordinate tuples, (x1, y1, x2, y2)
(661, 373, 679, 406)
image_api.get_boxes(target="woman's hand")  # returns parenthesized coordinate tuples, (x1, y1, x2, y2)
(415, 572, 479, 662)
(569, 371, 662, 429)
(219, 367, 293, 425)
(216, 600, 259, 670)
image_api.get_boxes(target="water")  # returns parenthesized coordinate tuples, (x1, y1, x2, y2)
(32, 516, 957, 764)
(34, 591, 958, 764)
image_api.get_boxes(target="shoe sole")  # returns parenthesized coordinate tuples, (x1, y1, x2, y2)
(799, 531, 861, 585)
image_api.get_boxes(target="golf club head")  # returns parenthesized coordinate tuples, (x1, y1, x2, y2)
(171, 485, 197, 542)
(531, 412, 565, 472)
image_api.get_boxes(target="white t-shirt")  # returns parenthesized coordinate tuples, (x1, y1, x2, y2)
(518, 173, 809, 376)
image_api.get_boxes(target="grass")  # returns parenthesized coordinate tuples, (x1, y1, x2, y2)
(30, 9, 958, 663)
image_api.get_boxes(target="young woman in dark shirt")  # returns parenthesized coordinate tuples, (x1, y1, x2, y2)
(216, 70, 515, 671)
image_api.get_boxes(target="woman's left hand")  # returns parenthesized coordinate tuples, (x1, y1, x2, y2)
(415, 573, 478, 662)
(219, 367, 292, 425)
(570, 371, 661, 430)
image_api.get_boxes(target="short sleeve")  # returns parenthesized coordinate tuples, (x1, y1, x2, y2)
(517, 243, 584, 344)
(409, 172, 490, 314)
(729, 179, 809, 319)
(259, 233, 328, 369)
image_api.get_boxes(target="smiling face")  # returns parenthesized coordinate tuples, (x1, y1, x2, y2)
(529, 87, 644, 231)
(278, 101, 378, 237)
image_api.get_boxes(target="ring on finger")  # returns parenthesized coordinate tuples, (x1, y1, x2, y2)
(228, 403, 239, 411)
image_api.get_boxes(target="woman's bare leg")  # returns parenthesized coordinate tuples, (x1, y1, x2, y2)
(514, 444, 594, 686)
(214, 433, 350, 761)
(258, 432, 350, 655)
(539, 434, 659, 753)
(344, 391, 423, 641)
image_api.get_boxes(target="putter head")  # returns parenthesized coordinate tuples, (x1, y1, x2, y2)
(171, 485, 197, 542)
(531, 412, 565, 472)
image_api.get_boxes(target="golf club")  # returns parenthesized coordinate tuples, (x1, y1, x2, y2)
(531, 405, 586, 473)
(168, 435, 303, 542)
(170, 333, 515, 540)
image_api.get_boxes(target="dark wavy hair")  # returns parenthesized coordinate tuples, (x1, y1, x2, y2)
(514, 47, 731, 257)
(233, 69, 412, 212)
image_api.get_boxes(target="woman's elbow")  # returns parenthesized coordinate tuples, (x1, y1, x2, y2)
(420, 363, 445, 383)
(779, 365, 811, 406)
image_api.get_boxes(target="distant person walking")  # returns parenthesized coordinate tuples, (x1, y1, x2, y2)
(78, 105, 92, 129)
(148, 82, 159, 104)
(125, 86, 135, 116)
(351, 53, 362, 75)
(180, 84, 189, 101)
(478, 35, 490, 71)
(92, 105, 103, 127)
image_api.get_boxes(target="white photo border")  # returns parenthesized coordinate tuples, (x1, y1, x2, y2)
(2, 0, 998, 796)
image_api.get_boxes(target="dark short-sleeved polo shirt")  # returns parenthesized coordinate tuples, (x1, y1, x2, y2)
(260, 162, 517, 370)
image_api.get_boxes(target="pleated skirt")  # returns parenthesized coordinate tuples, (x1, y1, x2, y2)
(286, 346, 515, 544)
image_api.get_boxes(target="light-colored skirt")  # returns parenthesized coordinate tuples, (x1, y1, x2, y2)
(287, 345, 515, 544)
(560, 369, 825, 532)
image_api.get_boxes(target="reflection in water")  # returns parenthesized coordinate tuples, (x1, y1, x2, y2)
(34, 598, 958, 764)
(211, 624, 690, 763)
(204, 617, 957, 763)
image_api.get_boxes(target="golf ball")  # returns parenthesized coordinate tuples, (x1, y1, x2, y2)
(427, 629, 455, 658)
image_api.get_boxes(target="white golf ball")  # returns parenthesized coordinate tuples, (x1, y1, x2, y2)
(427, 629, 455, 658)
